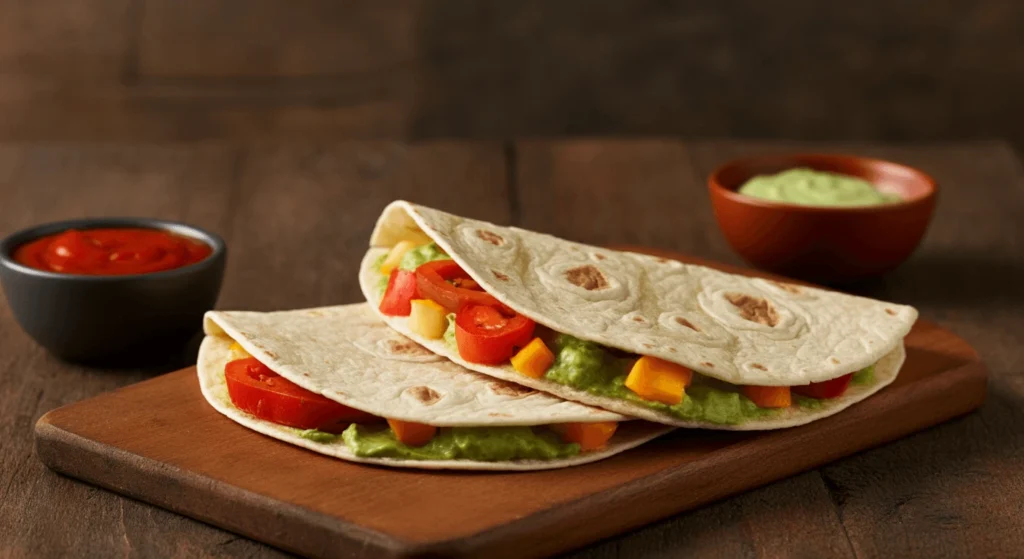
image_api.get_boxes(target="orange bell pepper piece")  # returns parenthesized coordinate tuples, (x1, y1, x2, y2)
(387, 418, 437, 447)
(742, 385, 792, 408)
(510, 338, 556, 379)
(554, 422, 619, 451)
(624, 356, 693, 405)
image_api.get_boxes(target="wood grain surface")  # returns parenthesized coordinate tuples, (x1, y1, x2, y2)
(1, 1, 1024, 147)
(33, 308, 985, 559)
(1, 139, 1022, 558)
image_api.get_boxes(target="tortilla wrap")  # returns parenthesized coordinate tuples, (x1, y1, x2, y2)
(360, 201, 916, 430)
(198, 304, 670, 470)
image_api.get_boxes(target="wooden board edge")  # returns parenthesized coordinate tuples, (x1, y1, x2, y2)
(32, 414, 423, 559)
(416, 359, 988, 558)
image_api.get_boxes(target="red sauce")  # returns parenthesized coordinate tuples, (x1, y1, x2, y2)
(13, 228, 213, 275)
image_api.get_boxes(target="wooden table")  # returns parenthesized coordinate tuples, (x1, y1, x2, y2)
(2, 140, 1022, 558)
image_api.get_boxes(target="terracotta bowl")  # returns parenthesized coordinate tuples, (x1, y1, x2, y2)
(708, 153, 937, 284)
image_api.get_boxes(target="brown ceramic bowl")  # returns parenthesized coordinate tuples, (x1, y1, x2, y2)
(708, 153, 937, 283)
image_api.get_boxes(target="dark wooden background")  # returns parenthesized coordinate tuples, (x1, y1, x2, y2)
(2, 0, 1023, 148)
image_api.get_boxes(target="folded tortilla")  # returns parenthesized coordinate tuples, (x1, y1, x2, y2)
(359, 201, 917, 430)
(198, 303, 671, 470)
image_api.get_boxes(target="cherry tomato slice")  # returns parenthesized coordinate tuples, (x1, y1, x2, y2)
(225, 357, 378, 432)
(454, 304, 536, 364)
(792, 373, 854, 399)
(379, 268, 419, 316)
(415, 260, 501, 312)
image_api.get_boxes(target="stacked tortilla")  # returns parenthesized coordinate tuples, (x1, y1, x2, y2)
(199, 200, 917, 470)
(200, 304, 670, 470)
(358, 201, 916, 431)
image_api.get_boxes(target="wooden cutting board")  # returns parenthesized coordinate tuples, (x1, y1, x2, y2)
(34, 251, 987, 559)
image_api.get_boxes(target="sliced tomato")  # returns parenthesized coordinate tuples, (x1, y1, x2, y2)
(792, 373, 854, 399)
(225, 358, 378, 432)
(415, 260, 500, 312)
(454, 304, 536, 364)
(379, 268, 418, 316)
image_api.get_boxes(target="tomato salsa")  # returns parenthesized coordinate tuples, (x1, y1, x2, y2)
(13, 228, 212, 275)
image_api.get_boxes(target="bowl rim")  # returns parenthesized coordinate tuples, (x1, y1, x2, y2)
(0, 217, 226, 282)
(707, 152, 938, 214)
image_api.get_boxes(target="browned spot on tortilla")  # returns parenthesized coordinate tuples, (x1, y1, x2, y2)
(675, 317, 700, 331)
(306, 310, 324, 317)
(489, 381, 536, 397)
(656, 257, 670, 264)
(264, 350, 278, 359)
(632, 316, 646, 323)
(408, 386, 441, 405)
(492, 270, 509, 281)
(885, 308, 897, 316)
(642, 343, 654, 349)
(476, 229, 505, 246)
(668, 347, 677, 353)
(831, 357, 840, 364)
(488, 412, 512, 418)
(594, 253, 606, 260)
(770, 281, 802, 295)
(725, 293, 779, 327)
(701, 362, 714, 368)
(384, 339, 433, 357)
(751, 363, 767, 371)
(565, 265, 609, 291)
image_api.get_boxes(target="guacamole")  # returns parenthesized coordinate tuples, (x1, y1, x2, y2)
(793, 395, 826, 410)
(851, 364, 875, 385)
(399, 242, 450, 271)
(738, 168, 902, 207)
(544, 334, 775, 425)
(443, 312, 457, 349)
(341, 424, 580, 461)
(298, 429, 342, 444)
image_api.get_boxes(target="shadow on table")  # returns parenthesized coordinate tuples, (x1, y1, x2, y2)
(814, 378, 1024, 551)
(843, 252, 1024, 307)
(59, 331, 204, 375)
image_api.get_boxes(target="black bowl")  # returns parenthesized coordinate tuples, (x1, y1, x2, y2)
(0, 218, 226, 366)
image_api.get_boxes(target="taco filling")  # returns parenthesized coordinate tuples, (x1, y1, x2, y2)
(372, 242, 880, 426)
(220, 341, 616, 461)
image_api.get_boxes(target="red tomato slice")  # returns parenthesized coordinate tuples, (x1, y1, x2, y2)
(792, 373, 854, 399)
(225, 358, 378, 432)
(379, 268, 418, 316)
(454, 305, 536, 364)
(415, 260, 501, 312)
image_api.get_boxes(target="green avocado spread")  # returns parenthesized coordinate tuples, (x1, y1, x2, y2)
(544, 334, 776, 425)
(340, 424, 580, 461)
(852, 364, 875, 385)
(543, 334, 876, 424)
(738, 168, 902, 207)
(399, 242, 450, 271)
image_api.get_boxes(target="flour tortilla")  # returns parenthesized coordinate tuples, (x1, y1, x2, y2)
(198, 304, 670, 470)
(360, 201, 917, 430)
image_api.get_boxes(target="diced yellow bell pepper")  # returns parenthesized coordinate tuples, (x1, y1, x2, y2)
(511, 338, 555, 378)
(625, 356, 693, 405)
(229, 341, 251, 360)
(409, 299, 447, 339)
(379, 240, 418, 275)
